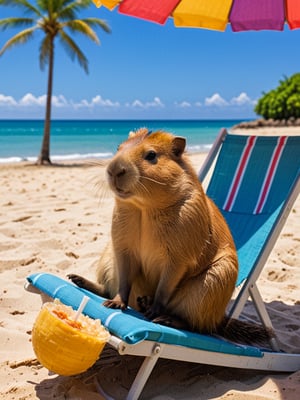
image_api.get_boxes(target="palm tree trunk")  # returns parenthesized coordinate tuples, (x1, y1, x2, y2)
(37, 38, 54, 165)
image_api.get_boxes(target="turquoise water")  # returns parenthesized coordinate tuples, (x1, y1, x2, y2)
(0, 119, 244, 163)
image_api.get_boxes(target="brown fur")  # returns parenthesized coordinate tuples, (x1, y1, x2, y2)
(69, 128, 271, 344)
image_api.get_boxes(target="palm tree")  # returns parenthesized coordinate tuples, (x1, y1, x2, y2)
(0, 0, 110, 164)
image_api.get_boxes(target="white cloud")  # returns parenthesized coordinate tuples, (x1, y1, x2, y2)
(71, 95, 120, 109)
(71, 99, 90, 109)
(151, 97, 164, 107)
(205, 93, 228, 107)
(129, 97, 165, 109)
(204, 92, 256, 108)
(0, 92, 120, 110)
(0, 94, 17, 106)
(18, 93, 68, 108)
(130, 99, 144, 108)
(230, 92, 256, 106)
(19, 93, 46, 106)
(0, 92, 256, 118)
(175, 101, 191, 108)
(91, 95, 120, 107)
(52, 95, 69, 107)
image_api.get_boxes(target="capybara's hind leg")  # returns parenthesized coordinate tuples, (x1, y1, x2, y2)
(168, 256, 238, 333)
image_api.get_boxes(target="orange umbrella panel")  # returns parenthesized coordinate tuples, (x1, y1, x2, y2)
(286, 0, 300, 29)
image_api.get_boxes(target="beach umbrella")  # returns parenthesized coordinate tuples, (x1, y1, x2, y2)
(93, 0, 300, 32)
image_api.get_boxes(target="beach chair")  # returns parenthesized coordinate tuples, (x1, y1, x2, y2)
(25, 129, 300, 400)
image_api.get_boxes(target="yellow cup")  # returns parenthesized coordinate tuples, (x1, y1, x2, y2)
(32, 301, 110, 376)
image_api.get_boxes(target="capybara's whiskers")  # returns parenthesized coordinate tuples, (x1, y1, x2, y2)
(137, 180, 151, 196)
(85, 163, 111, 207)
(97, 185, 111, 207)
(86, 159, 109, 168)
(140, 175, 167, 186)
(93, 179, 111, 207)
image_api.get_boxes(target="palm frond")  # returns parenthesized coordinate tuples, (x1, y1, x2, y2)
(36, 0, 55, 12)
(80, 18, 111, 34)
(0, 17, 35, 31)
(0, 26, 38, 56)
(62, 0, 91, 12)
(0, 0, 42, 17)
(63, 20, 100, 44)
(36, 0, 74, 15)
(59, 0, 91, 20)
(58, 30, 89, 73)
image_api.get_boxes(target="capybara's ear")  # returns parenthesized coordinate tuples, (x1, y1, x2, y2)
(128, 127, 149, 138)
(172, 137, 186, 157)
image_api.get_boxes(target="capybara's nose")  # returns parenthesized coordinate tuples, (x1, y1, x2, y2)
(116, 167, 126, 178)
(107, 160, 126, 179)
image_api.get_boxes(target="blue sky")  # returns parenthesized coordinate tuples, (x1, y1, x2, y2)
(0, 2, 299, 120)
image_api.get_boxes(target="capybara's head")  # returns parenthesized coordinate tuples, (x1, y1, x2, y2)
(106, 128, 192, 207)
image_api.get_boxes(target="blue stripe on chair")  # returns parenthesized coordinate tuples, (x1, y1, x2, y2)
(207, 135, 299, 215)
(224, 208, 281, 285)
(27, 272, 262, 358)
(206, 134, 300, 285)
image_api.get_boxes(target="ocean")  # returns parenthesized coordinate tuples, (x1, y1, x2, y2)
(0, 119, 244, 163)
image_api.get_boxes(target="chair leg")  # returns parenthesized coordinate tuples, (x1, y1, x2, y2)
(126, 345, 161, 400)
(228, 282, 251, 319)
(249, 284, 280, 351)
(24, 282, 53, 304)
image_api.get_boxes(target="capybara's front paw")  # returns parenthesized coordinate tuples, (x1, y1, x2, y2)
(142, 300, 164, 320)
(67, 274, 88, 288)
(103, 294, 127, 310)
(137, 295, 153, 313)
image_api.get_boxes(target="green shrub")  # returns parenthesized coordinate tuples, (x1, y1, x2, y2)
(255, 73, 300, 119)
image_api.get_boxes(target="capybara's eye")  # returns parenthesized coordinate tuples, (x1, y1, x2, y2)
(144, 150, 157, 162)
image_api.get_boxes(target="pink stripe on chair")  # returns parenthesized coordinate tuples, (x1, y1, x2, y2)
(223, 136, 256, 211)
(253, 136, 287, 214)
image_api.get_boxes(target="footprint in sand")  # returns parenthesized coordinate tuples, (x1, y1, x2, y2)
(267, 270, 288, 282)
(10, 310, 25, 316)
(12, 215, 32, 223)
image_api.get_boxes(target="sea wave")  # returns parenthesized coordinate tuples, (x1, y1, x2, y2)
(0, 152, 114, 164)
(0, 146, 213, 164)
(0, 144, 212, 164)
(187, 144, 213, 153)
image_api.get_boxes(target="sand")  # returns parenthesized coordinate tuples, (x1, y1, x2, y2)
(0, 127, 299, 399)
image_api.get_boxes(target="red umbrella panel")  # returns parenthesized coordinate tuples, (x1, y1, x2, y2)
(93, 0, 300, 32)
